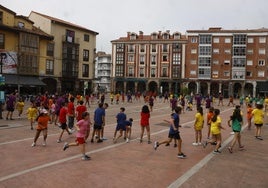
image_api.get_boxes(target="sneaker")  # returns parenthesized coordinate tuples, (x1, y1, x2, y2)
(154, 141, 159, 150)
(63, 142, 69, 151)
(31, 142, 36, 147)
(126, 138, 129, 143)
(43, 141, 46, 146)
(139, 139, 143, 143)
(228, 147, 233, 153)
(174, 144, 177, 147)
(82, 155, 91, 160)
(101, 137, 108, 141)
(239, 145, 245, 151)
(31, 127, 33, 130)
(57, 123, 62, 128)
(148, 140, 152, 144)
(57, 139, 62, 143)
(192, 142, 198, 146)
(230, 132, 235, 135)
(177, 153, 187, 159)
(213, 150, 221, 154)
(202, 141, 208, 148)
(97, 139, 103, 143)
(165, 143, 170, 146)
(91, 139, 94, 143)
(95, 135, 99, 139)
(198, 142, 202, 146)
(256, 136, 263, 140)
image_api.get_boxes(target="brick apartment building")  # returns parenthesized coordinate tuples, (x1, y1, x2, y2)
(111, 28, 268, 97)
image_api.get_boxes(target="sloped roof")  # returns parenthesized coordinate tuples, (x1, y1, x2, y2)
(30, 11, 98, 35)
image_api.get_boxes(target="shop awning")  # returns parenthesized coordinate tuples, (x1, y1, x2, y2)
(4, 74, 46, 86)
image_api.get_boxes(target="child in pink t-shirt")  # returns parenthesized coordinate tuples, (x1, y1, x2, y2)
(62, 111, 92, 160)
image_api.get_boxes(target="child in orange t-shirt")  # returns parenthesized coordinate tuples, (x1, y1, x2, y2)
(31, 109, 51, 147)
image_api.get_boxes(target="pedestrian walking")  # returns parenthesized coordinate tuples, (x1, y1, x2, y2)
(5, 92, 16, 120)
(67, 97, 75, 132)
(125, 118, 133, 143)
(206, 107, 214, 139)
(16, 97, 25, 118)
(63, 111, 91, 160)
(27, 102, 38, 130)
(31, 109, 51, 147)
(91, 103, 105, 143)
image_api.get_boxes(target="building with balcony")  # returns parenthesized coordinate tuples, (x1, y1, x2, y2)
(0, 5, 54, 94)
(185, 27, 268, 98)
(111, 31, 188, 94)
(29, 11, 98, 94)
(94, 51, 111, 93)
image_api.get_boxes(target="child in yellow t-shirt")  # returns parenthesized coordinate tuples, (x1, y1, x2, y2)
(27, 102, 38, 130)
(192, 106, 204, 146)
(16, 98, 25, 118)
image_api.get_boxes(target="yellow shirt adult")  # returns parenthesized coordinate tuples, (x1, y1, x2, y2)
(210, 116, 222, 135)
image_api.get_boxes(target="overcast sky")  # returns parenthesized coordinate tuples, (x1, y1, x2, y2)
(2, 0, 268, 52)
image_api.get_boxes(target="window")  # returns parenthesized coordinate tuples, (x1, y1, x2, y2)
(213, 48, 219, 54)
(172, 66, 180, 78)
(198, 68, 211, 78)
(172, 43, 181, 52)
(259, 37, 266, 43)
(140, 45, 145, 52)
(128, 55, 134, 62)
(199, 35, 212, 44)
(247, 60, 253, 66)
(233, 71, 245, 79)
(162, 67, 168, 77)
(47, 43, 54, 56)
(191, 37, 197, 43)
(172, 53, 180, 65)
(233, 47, 246, 56)
(128, 66, 134, 77)
(190, 60, 197, 64)
(190, 70, 196, 75)
(233, 58, 246, 67)
(259, 48, 265, 55)
(162, 55, 168, 61)
(212, 71, 219, 78)
(191, 49, 197, 54)
(248, 38, 254, 43)
(246, 71, 252, 77)
(163, 44, 168, 52)
(66, 30, 75, 43)
(46, 59, 54, 75)
(0, 33, 4, 49)
(151, 68, 156, 77)
(84, 34, 89, 42)
(247, 49, 253, 54)
(258, 71, 265, 77)
(151, 44, 157, 52)
(0, 11, 2, 24)
(130, 33, 136, 40)
(83, 50, 89, 61)
(224, 49, 231, 54)
(224, 60, 230, 64)
(224, 71, 230, 77)
(225, 38, 231, 43)
(199, 46, 211, 55)
(163, 33, 169, 39)
(199, 57, 211, 66)
(139, 67, 144, 77)
(115, 65, 124, 76)
(258, 60, 265, 66)
(128, 44, 135, 52)
(213, 60, 219, 65)
(82, 64, 89, 77)
(213, 38, 219, 43)
(116, 44, 124, 52)
(151, 33, 158, 40)
(18, 22, 24, 28)
(140, 55, 145, 64)
(151, 55, 156, 65)
(233, 34, 247, 45)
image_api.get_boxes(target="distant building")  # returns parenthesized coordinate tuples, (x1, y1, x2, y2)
(111, 31, 187, 94)
(0, 5, 53, 94)
(29, 11, 98, 94)
(94, 52, 111, 93)
(186, 27, 268, 97)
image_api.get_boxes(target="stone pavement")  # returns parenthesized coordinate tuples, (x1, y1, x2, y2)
(0, 99, 267, 188)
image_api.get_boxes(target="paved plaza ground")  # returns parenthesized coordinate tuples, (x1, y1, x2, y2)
(0, 98, 267, 188)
